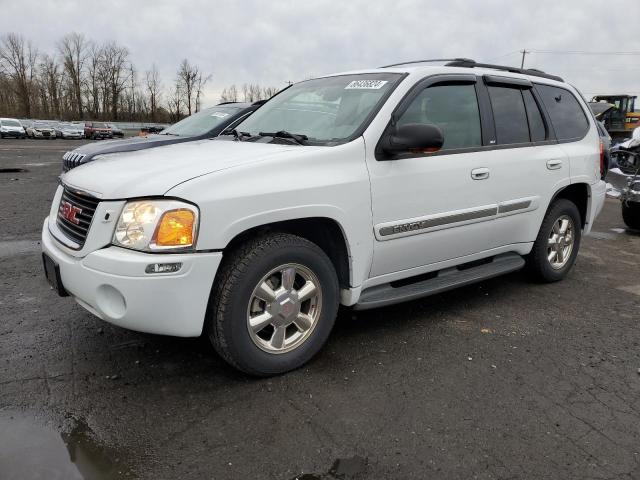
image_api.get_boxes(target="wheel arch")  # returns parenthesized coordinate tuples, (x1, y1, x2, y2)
(221, 217, 353, 290)
(549, 183, 589, 229)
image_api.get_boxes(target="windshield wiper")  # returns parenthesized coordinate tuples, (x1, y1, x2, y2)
(220, 129, 253, 141)
(159, 132, 179, 136)
(258, 130, 308, 145)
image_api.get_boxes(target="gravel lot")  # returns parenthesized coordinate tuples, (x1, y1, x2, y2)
(1, 138, 639, 480)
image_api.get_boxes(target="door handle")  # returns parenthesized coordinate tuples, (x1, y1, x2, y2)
(546, 159, 563, 170)
(471, 167, 490, 180)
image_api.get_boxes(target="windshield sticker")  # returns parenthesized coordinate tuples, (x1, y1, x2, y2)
(211, 111, 230, 118)
(345, 80, 388, 90)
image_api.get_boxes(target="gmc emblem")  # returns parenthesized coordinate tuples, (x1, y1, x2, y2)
(60, 201, 82, 224)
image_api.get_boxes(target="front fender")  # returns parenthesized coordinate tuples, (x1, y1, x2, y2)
(167, 138, 374, 288)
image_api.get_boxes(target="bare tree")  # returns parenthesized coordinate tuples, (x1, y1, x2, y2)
(85, 42, 102, 117)
(58, 32, 88, 118)
(242, 83, 263, 102)
(194, 71, 212, 112)
(39, 54, 63, 118)
(177, 59, 200, 115)
(100, 42, 130, 119)
(261, 86, 279, 99)
(219, 84, 238, 103)
(0, 33, 38, 117)
(145, 63, 162, 121)
(168, 82, 183, 122)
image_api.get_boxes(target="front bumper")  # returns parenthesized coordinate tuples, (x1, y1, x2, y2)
(1, 130, 23, 137)
(42, 218, 222, 337)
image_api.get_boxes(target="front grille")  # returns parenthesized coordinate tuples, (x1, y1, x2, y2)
(62, 151, 87, 171)
(56, 188, 100, 248)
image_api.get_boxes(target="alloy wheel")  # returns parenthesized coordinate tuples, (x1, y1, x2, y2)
(246, 263, 322, 354)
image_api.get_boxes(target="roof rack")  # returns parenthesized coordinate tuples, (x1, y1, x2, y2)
(381, 58, 563, 82)
(444, 59, 563, 82)
(381, 58, 475, 68)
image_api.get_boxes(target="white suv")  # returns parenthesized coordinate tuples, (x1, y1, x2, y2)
(42, 59, 607, 376)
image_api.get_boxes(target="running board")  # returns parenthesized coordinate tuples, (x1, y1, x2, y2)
(354, 253, 525, 310)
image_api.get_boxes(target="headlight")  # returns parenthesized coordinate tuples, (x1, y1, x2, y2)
(113, 199, 199, 252)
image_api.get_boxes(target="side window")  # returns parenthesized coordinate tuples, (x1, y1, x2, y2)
(487, 86, 529, 144)
(537, 84, 589, 141)
(395, 83, 482, 151)
(522, 89, 546, 142)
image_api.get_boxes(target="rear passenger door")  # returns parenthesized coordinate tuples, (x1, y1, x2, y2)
(480, 76, 571, 247)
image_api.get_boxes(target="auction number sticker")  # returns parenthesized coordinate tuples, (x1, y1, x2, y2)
(345, 80, 388, 90)
(211, 111, 230, 118)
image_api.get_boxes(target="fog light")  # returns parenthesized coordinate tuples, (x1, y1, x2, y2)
(145, 262, 182, 274)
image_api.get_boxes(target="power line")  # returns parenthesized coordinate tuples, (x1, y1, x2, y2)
(529, 49, 640, 56)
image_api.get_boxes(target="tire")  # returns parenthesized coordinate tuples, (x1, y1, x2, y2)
(526, 199, 582, 282)
(622, 202, 640, 230)
(207, 233, 339, 376)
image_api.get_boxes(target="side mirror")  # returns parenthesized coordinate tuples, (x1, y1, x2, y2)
(381, 123, 444, 156)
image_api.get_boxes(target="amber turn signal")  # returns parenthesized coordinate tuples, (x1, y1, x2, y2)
(153, 209, 196, 247)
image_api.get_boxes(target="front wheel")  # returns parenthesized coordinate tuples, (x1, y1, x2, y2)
(526, 199, 582, 282)
(207, 233, 339, 376)
(622, 202, 640, 230)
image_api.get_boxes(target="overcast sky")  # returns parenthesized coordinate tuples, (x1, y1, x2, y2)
(2, 0, 639, 108)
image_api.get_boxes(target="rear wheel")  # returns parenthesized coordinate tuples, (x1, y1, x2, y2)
(526, 199, 582, 282)
(622, 201, 640, 230)
(207, 233, 339, 376)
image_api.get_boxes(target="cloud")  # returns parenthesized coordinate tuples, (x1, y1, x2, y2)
(2, 0, 639, 106)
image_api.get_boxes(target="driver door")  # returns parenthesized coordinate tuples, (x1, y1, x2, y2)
(366, 75, 500, 278)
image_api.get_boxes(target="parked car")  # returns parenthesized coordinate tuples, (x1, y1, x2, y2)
(84, 122, 113, 140)
(108, 124, 124, 138)
(0, 118, 26, 138)
(59, 122, 85, 139)
(27, 121, 56, 139)
(140, 125, 165, 134)
(61, 101, 262, 171)
(42, 59, 606, 376)
(607, 126, 640, 229)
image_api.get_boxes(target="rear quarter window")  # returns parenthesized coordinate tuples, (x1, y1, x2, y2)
(536, 84, 590, 142)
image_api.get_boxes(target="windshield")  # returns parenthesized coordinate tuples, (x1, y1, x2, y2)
(236, 73, 402, 145)
(34, 122, 52, 128)
(162, 106, 242, 136)
(3, 120, 21, 127)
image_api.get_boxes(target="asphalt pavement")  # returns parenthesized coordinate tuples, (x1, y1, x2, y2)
(1, 138, 639, 480)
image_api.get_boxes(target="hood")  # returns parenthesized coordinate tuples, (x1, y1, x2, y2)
(589, 102, 616, 119)
(1, 125, 23, 131)
(61, 139, 307, 199)
(70, 134, 193, 159)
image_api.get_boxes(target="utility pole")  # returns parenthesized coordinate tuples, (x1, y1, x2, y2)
(520, 49, 529, 68)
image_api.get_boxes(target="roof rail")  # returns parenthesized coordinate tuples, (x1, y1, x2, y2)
(445, 59, 563, 82)
(381, 58, 475, 68)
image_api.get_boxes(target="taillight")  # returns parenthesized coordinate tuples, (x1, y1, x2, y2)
(599, 140, 606, 179)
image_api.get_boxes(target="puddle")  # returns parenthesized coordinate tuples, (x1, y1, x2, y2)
(291, 456, 368, 480)
(0, 411, 135, 479)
